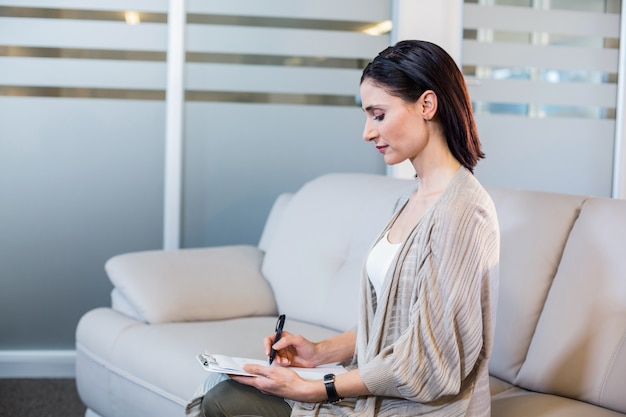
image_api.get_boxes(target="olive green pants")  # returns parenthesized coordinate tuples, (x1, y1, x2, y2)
(201, 379, 292, 417)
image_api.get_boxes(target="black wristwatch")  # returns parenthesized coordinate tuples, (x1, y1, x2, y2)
(323, 373, 342, 404)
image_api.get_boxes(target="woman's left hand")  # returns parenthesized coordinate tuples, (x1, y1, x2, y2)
(230, 363, 326, 403)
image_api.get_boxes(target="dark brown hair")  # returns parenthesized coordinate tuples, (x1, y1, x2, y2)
(361, 40, 484, 172)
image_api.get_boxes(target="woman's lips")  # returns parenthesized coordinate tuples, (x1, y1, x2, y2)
(376, 145, 388, 154)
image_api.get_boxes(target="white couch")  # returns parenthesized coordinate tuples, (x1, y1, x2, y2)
(75, 173, 626, 417)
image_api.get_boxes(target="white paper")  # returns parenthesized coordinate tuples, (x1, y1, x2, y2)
(197, 353, 347, 380)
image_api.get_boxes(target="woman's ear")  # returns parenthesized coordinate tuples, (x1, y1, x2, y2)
(420, 90, 437, 121)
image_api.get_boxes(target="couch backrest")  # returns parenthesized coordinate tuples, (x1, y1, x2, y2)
(485, 187, 586, 382)
(258, 193, 294, 253)
(261, 173, 413, 331)
(515, 196, 626, 413)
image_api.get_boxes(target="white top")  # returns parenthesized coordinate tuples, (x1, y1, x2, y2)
(366, 231, 402, 303)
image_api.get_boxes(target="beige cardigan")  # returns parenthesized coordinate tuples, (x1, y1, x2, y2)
(291, 167, 500, 416)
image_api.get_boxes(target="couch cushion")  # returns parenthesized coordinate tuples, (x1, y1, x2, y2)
(491, 387, 626, 417)
(489, 376, 515, 396)
(105, 245, 276, 324)
(517, 197, 626, 414)
(261, 173, 413, 332)
(485, 188, 586, 383)
(76, 309, 341, 416)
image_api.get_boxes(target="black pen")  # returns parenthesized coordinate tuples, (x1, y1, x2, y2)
(269, 314, 285, 365)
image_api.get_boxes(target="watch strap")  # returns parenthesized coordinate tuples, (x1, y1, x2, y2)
(323, 373, 342, 404)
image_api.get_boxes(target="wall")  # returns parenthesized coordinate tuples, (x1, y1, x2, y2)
(389, 0, 463, 178)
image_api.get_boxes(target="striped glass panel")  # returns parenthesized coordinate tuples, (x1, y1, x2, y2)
(463, 1, 620, 119)
(181, 0, 390, 247)
(463, 0, 621, 197)
(186, 0, 390, 21)
(0, 4, 168, 99)
(0, 1, 168, 349)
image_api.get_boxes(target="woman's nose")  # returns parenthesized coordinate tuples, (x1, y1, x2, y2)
(363, 121, 378, 142)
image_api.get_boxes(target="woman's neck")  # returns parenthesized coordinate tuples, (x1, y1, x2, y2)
(413, 154, 461, 197)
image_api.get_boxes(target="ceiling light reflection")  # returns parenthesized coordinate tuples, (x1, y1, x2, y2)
(125, 11, 141, 25)
(362, 20, 392, 36)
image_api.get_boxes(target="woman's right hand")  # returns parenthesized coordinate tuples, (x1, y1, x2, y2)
(265, 331, 319, 368)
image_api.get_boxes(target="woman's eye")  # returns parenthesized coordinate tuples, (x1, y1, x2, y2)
(373, 113, 385, 121)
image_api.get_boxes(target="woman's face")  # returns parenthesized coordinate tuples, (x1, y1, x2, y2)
(360, 80, 427, 166)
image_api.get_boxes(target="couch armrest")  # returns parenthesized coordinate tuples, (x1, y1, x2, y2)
(105, 245, 277, 324)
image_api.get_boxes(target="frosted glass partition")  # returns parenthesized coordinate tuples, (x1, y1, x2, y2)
(463, 0, 621, 197)
(0, 1, 168, 349)
(182, 0, 391, 248)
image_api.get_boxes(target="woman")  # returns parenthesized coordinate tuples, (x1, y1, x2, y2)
(201, 40, 500, 417)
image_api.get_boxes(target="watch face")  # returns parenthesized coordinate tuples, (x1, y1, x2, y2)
(324, 373, 335, 382)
